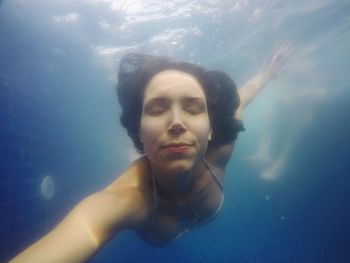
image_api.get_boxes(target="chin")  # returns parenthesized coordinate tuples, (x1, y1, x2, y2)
(163, 158, 197, 174)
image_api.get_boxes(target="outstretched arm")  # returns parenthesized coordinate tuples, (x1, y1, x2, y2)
(10, 175, 147, 263)
(235, 42, 293, 119)
(10, 191, 127, 263)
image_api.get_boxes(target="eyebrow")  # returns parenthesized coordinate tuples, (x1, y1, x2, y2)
(143, 97, 170, 106)
(182, 97, 206, 105)
(143, 97, 207, 114)
(144, 96, 205, 106)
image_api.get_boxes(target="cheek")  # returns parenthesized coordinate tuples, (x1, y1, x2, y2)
(139, 117, 162, 144)
(191, 116, 211, 141)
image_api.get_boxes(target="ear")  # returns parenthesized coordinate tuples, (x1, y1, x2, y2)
(208, 130, 212, 141)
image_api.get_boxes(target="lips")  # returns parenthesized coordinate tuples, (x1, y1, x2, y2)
(161, 143, 192, 152)
(163, 143, 190, 147)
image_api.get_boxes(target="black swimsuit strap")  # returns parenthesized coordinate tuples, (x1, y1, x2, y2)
(201, 158, 224, 192)
(149, 158, 223, 224)
(150, 171, 158, 224)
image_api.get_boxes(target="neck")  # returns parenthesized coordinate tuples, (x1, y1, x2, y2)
(149, 159, 203, 200)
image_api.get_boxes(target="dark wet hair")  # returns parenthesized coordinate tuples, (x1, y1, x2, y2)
(116, 53, 244, 153)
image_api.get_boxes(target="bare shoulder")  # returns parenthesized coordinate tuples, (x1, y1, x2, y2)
(105, 156, 150, 192)
(81, 187, 149, 235)
(76, 157, 152, 241)
(102, 157, 153, 227)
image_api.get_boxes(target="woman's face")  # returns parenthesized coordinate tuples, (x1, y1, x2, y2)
(139, 70, 212, 174)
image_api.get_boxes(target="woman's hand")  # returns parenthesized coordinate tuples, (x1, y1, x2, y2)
(260, 41, 293, 85)
(235, 41, 293, 119)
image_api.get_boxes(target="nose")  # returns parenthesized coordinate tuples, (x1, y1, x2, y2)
(167, 107, 186, 134)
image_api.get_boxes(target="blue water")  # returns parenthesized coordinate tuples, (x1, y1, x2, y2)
(1, 0, 350, 262)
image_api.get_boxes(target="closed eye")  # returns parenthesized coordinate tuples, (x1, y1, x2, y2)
(185, 105, 204, 115)
(144, 98, 169, 116)
(148, 105, 166, 115)
(183, 98, 206, 115)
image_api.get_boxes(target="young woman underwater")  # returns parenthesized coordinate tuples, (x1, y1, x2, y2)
(11, 43, 291, 263)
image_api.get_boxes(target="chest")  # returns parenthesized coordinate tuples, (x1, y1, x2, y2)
(137, 171, 224, 246)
